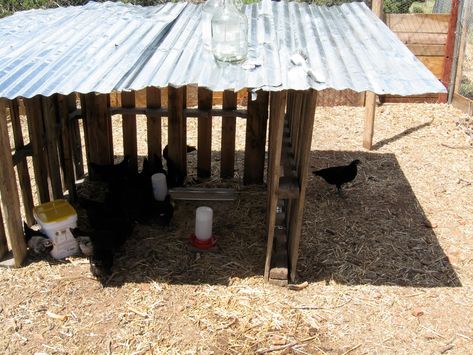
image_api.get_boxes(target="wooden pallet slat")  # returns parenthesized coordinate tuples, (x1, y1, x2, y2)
(264, 91, 287, 281)
(167, 86, 187, 178)
(244, 90, 269, 185)
(24, 96, 50, 203)
(42, 95, 63, 199)
(121, 91, 137, 171)
(57, 94, 77, 201)
(68, 94, 84, 179)
(8, 99, 35, 225)
(197, 87, 212, 178)
(0, 100, 26, 266)
(221, 90, 237, 179)
(146, 87, 162, 169)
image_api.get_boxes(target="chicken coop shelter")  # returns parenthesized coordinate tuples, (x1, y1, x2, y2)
(0, 0, 445, 284)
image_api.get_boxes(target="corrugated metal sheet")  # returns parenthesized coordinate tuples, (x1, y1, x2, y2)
(0, 0, 446, 99)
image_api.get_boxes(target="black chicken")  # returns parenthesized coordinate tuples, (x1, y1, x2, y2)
(313, 159, 361, 194)
(163, 145, 196, 188)
(23, 222, 53, 255)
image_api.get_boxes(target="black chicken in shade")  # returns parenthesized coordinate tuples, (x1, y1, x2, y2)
(313, 159, 361, 194)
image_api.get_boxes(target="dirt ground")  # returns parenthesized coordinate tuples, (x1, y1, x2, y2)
(0, 102, 472, 354)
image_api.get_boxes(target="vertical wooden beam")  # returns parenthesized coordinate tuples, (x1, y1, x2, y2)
(168, 86, 187, 178)
(0, 100, 27, 267)
(264, 91, 287, 280)
(121, 91, 137, 171)
(24, 96, 50, 203)
(0, 202, 8, 259)
(57, 94, 77, 201)
(363, 0, 383, 150)
(363, 92, 376, 150)
(146, 87, 162, 169)
(288, 90, 317, 282)
(83, 93, 113, 170)
(42, 95, 63, 199)
(439, 0, 460, 103)
(197, 87, 213, 179)
(9, 99, 35, 225)
(221, 90, 237, 179)
(68, 94, 84, 179)
(244, 90, 269, 185)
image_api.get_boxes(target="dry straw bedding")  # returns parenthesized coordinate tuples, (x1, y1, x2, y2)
(0, 103, 472, 354)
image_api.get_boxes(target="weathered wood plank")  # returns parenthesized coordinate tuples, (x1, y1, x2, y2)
(396, 32, 448, 45)
(406, 44, 445, 56)
(269, 227, 288, 280)
(24, 96, 50, 203)
(452, 93, 473, 115)
(0, 100, 27, 267)
(221, 91, 237, 179)
(42, 95, 63, 199)
(417, 55, 445, 78)
(121, 91, 137, 171)
(146, 87, 162, 170)
(57, 94, 77, 201)
(244, 90, 269, 185)
(197, 87, 212, 178)
(8, 99, 34, 225)
(288, 90, 317, 282)
(386, 13, 450, 33)
(264, 91, 287, 281)
(83, 94, 114, 179)
(68, 94, 84, 179)
(363, 92, 376, 150)
(167, 86, 187, 178)
(439, 0, 459, 103)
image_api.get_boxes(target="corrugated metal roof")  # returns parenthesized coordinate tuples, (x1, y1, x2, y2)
(0, 0, 446, 99)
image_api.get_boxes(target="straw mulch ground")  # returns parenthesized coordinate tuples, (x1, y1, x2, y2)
(0, 102, 472, 354)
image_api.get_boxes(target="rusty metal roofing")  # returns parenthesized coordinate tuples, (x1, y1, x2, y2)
(0, 0, 446, 99)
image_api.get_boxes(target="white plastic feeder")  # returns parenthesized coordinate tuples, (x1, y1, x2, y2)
(151, 173, 168, 201)
(195, 206, 213, 241)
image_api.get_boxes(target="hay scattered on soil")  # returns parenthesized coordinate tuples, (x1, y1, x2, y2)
(1, 103, 473, 354)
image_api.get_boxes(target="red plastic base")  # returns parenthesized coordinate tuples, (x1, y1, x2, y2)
(189, 233, 217, 250)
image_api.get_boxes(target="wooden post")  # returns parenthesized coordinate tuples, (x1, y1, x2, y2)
(68, 94, 84, 179)
(363, 91, 376, 150)
(57, 94, 77, 201)
(264, 91, 287, 280)
(9, 99, 35, 225)
(146, 87, 162, 169)
(197, 87, 213, 179)
(122, 91, 137, 171)
(167, 86, 187, 178)
(83, 93, 113, 170)
(439, 0, 460, 103)
(42, 95, 63, 199)
(24, 96, 50, 203)
(287, 90, 317, 282)
(363, 0, 383, 150)
(0, 202, 7, 259)
(0, 100, 27, 267)
(221, 90, 237, 179)
(244, 90, 269, 185)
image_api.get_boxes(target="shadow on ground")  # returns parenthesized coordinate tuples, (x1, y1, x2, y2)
(56, 149, 460, 288)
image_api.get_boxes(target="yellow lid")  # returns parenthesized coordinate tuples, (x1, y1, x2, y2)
(33, 199, 77, 224)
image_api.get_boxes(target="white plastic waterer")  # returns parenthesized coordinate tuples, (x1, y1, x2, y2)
(151, 173, 168, 201)
(195, 206, 213, 241)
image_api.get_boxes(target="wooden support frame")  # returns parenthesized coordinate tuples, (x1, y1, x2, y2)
(287, 90, 317, 282)
(244, 90, 269, 185)
(8, 99, 35, 224)
(146, 87, 162, 170)
(68, 94, 84, 179)
(121, 91, 137, 171)
(264, 91, 287, 281)
(0, 100, 27, 266)
(221, 91, 238, 179)
(167, 86, 187, 178)
(24, 96, 50, 203)
(197, 87, 213, 178)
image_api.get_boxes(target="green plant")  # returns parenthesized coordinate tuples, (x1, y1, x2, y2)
(383, 0, 417, 13)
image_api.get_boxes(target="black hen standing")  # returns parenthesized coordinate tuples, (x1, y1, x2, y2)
(163, 145, 196, 187)
(313, 159, 361, 194)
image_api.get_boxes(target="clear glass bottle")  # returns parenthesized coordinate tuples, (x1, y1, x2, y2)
(211, 0, 248, 63)
(202, 0, 223, 50)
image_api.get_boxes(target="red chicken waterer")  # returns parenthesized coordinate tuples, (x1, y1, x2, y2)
(190, 207, 217, 250)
